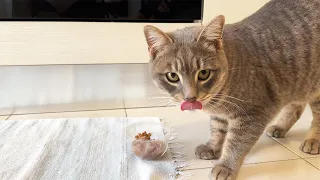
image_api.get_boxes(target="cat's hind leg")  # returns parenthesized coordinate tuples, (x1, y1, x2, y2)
(266, 102, 306, 138)
(301, 97, 320, 155)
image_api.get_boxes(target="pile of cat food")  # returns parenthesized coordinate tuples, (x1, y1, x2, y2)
(131, 131, 166, 160)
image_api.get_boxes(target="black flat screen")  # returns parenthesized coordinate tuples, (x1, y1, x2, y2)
(0, 0, 202, 22)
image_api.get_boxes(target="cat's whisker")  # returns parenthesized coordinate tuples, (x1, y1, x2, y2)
(199, 94, 212, 102)
(227, 67, 252, 71)
(147, 92, 170, 95)
(215, 96, 269, 118)
(147, 99, 179, 107)
(164, 98, 181, 105)
(159, 101, 177, 106)
(143, 92, 170, 96)
(166, 100, 180, 105)
(221, 92, 246, 99)
(139, 97, 175, 101)
(208, 100, 232, 114)
(212, 98, 253, 122)
(138, 97, 171, 100)
(215, 94, 248, 103)
(206, 102, 219, 111)
(215, 98, 246, 112)
(141, 98, 169, 102)
(142, 98, 179, 107)
(203, 56, 216, 61)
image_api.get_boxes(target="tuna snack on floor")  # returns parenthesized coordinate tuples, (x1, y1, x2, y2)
(132, 131, 166, 160)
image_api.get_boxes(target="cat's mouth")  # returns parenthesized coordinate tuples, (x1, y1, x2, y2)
(179, 94, 220, 111)
(180, 101, 203, 111)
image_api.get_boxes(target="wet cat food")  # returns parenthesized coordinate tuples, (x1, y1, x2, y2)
(132, 131, 166, 160)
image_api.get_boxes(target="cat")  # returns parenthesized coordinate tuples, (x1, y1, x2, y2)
(143, 0, 320, 179)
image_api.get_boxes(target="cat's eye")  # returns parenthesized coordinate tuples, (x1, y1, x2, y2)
(166, 72, 179, 82)
(198, 70, 211, 81)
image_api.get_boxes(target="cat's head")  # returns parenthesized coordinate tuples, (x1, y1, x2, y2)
(144, 16, 229, 110)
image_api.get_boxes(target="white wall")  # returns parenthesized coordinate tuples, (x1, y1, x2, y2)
(203, 0, 270, 24)
(0, 22, 198, 66)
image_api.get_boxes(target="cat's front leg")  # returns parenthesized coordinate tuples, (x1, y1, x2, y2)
(210, 114, 270, 180)
(195, 115, 228, 160)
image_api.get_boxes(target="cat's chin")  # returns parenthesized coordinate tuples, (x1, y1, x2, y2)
(183, 108, 199, 112)
(180, 109, 201, 114)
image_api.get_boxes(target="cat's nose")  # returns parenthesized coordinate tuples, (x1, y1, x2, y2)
(184, 97, 197, 102)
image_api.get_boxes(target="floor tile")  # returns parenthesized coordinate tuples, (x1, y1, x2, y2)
(306, 157, 320, 169)
(0, 116, 9, 120)
(7, 109, 126, 120)
(270, 106, 319, 158)
(126, 107, 299, 170)
(185, 159, 320, 180)
(245, 134, 299, 164)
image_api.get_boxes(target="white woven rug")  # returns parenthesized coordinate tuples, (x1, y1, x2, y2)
(0, 117, 189, 180)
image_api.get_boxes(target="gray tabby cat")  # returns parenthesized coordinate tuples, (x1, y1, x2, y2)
(143, 0, 320, 179)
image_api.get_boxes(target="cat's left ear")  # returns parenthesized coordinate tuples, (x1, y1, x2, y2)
(144, 25, 173, 59)
(197, 15, 225, 49)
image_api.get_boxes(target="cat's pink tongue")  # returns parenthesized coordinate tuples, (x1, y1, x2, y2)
(180, 101, 203, 111)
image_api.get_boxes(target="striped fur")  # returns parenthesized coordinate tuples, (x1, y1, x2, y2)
(144, 0, 320, 179)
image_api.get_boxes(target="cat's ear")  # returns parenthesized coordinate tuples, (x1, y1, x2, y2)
(144, 25, 173, 59)
(197, 15, 225, 49)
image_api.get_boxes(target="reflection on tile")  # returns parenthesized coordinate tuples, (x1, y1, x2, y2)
(0, 65, 125, 109)
(124, 92, 172, 108)
(8, 109, 126, 120)
(0, 63, 180, 115)
(124, 87, 172, 108)
(126, 107, 299, 170)
(0, 64, 174, 114)
(270, 106, 318, 158)
(185, 159, 320, 180)
(0, 108, 13, 116)
(0, 116, 9, 120)
(306, 157, 320, 169)
(121, 64, 172, 108)
(11, 100, 124, 115)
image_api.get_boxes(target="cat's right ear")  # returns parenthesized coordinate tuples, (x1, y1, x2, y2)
(143, 25, 173, 59)
(197, 15, 225, 49)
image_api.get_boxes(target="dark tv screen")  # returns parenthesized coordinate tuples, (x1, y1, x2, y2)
(0, 0, 202, 22)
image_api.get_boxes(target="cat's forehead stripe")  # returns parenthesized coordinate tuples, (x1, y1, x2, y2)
(177, 59, 182, 72)
(161, 46, 209, 73)
(172, 60, 179, 72)
(194, 56, 201, 70)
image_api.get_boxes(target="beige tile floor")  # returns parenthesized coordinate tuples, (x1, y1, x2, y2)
(269, 106, 319, 158)
(0, 115, 9, 120)
(4, 106, 320, 179)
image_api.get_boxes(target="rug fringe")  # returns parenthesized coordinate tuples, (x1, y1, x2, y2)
(160, 118, 193, 180)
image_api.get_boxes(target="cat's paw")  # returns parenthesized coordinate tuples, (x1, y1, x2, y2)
(210, 164, 236, 180)
(266, 125, 286, 138)
(300, 138, 320, 155)
(195, 144, 219, 160)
